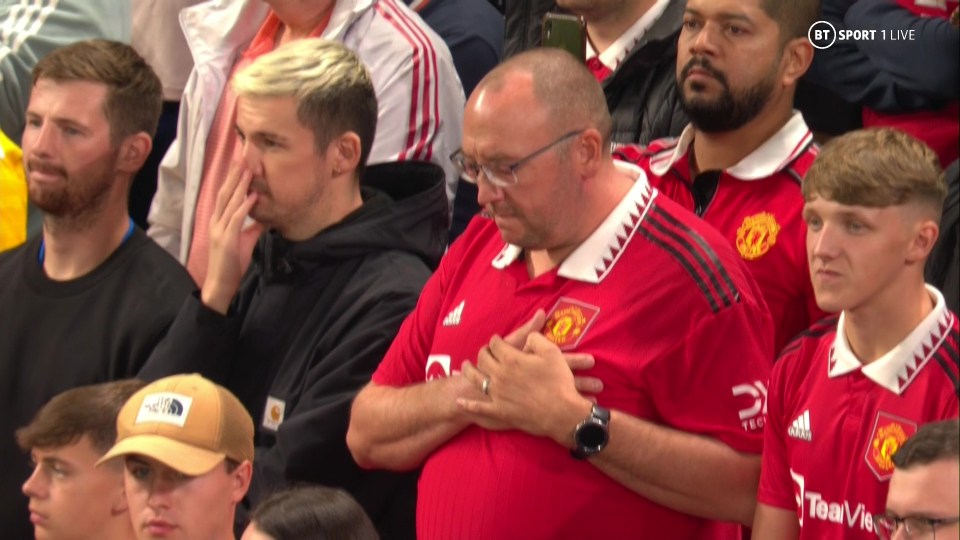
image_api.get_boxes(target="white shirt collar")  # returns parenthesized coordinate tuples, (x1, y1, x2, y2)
(585, 0, 669, 72)
(491, 161, 655, 284)
(649, 111, 813, 180)
(828, 285, 955, 395)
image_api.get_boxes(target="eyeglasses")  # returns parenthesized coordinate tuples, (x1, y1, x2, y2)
(450, 130, 583, 188)
(874, 513, 960, 539)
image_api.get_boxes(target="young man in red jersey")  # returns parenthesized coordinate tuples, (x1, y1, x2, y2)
(753, 128, 960, 539)
(616, 0, 826, 353)
(349, 48, 774, 539)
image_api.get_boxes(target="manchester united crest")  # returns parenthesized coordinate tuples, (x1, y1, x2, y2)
(542, 298, 600, 350)
(864, 412, 917, 481)
(736, 212, 780, 261)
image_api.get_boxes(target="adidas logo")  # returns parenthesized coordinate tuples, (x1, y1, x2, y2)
(788, 410, 812, 441)
(443, 300, 465, 327)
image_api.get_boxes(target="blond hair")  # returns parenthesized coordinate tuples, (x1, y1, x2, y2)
(803, 128, 946, 218)
(232, 38, 378, 171)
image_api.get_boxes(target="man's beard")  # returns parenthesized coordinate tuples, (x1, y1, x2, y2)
(27, 157, 115, 224)
(678, 57, 776, 133)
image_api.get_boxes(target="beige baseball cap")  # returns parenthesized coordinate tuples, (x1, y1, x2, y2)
(97, 374, 254, 476)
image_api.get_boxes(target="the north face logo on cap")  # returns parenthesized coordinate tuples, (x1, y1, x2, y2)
(135, 392, 193, 427)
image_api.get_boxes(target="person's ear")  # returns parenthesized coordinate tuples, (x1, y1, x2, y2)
(230, 460, 254, 503)
(110, 468, 129, 515)
(906, 218, 940, 264)
(116, 132, 153, 175)
(780, 37, 814, 87)
(111, 489, 129, 515)
(575, 128, 605, 178)
(328, 132, 362, 177)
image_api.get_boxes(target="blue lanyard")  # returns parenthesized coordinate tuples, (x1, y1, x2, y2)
(38, 217, 136, 264)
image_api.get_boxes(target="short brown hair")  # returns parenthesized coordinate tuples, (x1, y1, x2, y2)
(803, 128, 947, 218)
(760, 0, 822, 43)
(16, 379, 147, 455)
(478, 48, 613, 150)
(892, 418, 960, 469)
(32, 39, 162, 144)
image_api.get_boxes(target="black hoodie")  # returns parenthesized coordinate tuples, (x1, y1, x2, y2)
(140, 162, 449, 539)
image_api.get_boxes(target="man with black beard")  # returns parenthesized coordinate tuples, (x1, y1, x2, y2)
(0, 40, 194, 538)
(617, 0, 827, 354)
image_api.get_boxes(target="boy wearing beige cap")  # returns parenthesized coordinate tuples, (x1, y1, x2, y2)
(99, 374, 254, 540)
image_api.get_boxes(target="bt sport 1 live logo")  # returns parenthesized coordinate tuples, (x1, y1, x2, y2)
(807, 20, 917, 50)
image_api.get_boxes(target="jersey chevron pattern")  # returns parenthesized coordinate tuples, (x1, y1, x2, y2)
(374, 162, 774, 539)
(759, 291, 960, 539)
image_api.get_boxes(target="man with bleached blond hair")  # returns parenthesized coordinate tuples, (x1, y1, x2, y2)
(147, 0, 464, 287)
(141, 38, 447, 538)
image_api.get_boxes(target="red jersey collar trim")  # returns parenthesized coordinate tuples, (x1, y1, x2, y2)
(828, 285, 953, 395)
(649, 111, 812, 180)
(585, 0, 669, 72)
(491, 161, 655, 284)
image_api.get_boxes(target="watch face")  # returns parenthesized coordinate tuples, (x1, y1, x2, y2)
(576, 422, 608, 449)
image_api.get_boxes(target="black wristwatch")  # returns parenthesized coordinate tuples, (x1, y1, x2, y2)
(570, 404, 610, 459)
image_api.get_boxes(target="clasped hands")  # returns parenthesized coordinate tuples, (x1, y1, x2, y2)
(457, 310, 603, 447)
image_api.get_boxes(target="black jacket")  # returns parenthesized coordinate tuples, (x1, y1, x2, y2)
(141, 162, 449, 539)
(504, 0, 687, 145)
(0, 229, 194, 540)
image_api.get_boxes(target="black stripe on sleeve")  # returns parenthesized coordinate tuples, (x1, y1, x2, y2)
(637, 225, 720, 313)
(932, 350, 960, 398)
(779, 315, 839, 358)
(650, 204, 739, 306)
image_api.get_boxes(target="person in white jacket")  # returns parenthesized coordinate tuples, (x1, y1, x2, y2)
(147, 0, 464, 280)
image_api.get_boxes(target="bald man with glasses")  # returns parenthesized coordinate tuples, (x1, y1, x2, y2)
(451, 129, 583, 189)
(348, 48, 774, 539)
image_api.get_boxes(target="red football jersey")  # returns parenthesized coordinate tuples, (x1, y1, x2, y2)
(616, 112, 827, 355)
(757, 287, 960, 539)
(373, 164, 775, 539)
